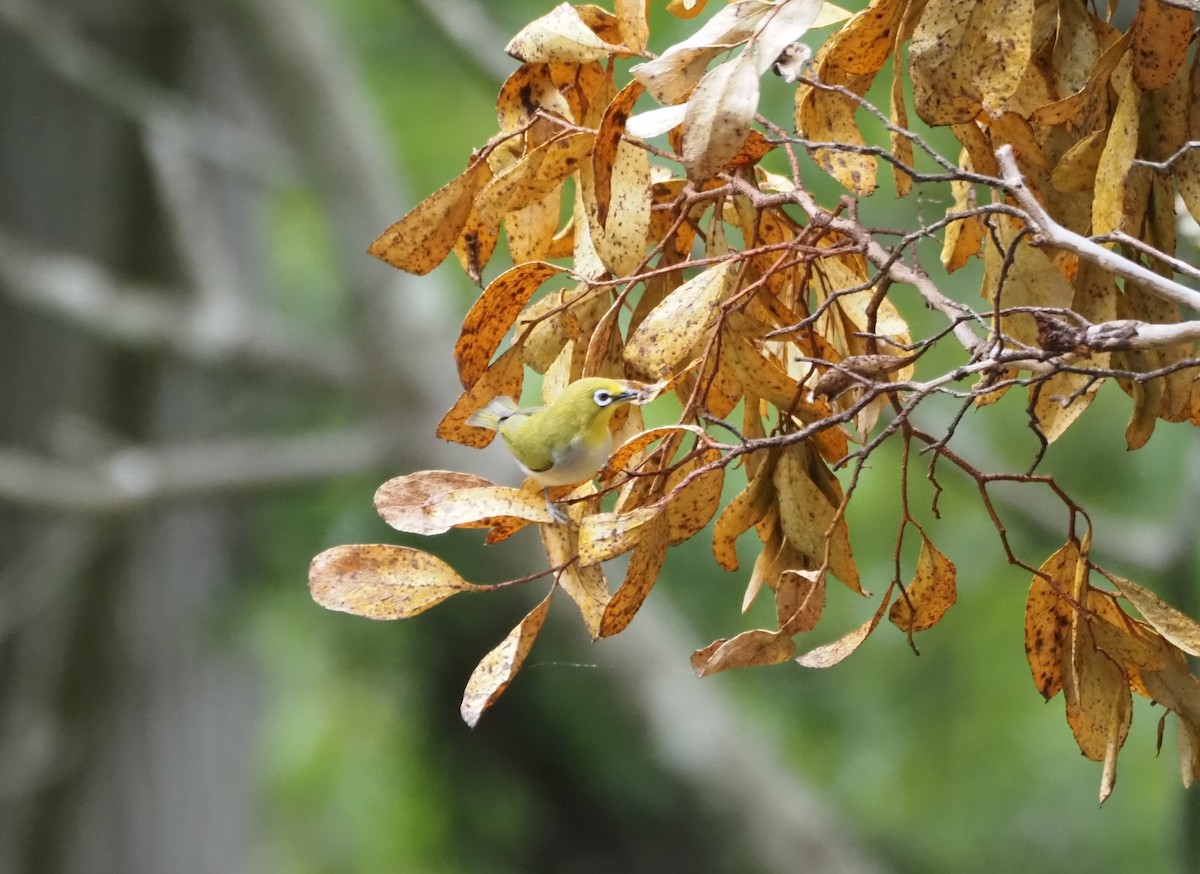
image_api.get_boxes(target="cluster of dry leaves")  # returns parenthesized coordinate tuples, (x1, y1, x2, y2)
(309, 0, 1200, 799)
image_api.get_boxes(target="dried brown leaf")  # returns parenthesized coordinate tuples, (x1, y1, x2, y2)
(888, 535, 957, 632)
(506, 3, 624, 64)
(692, 628, 797, 677)
(369, 160, 489, 275)
(599, 511, 669, 637)
(795, 587, 891, 667)
(437, 344, 525, 447)
(1024, 540, 1077, 700)
(456, 262, 566, 388)
(310, 544, 482, 620)
(625, 262, 735, 378)
(460, 588, 554, 727)
(1110, 575, 1200, 658)
(682, 51, 760, 181)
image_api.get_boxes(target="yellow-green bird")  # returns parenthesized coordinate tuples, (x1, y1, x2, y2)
(468, 377, 647, 514)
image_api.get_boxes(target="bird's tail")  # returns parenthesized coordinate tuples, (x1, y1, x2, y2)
(467, 396, 520, 430)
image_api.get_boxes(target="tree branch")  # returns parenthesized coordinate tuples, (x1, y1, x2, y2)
(0, 428, 388, 512)
(996, 144, 1200, 313)
(0, 228, 358, 386)
(0, 0, 292, 184)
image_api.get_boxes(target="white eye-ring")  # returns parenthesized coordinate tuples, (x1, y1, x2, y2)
(593, 389, 615, 406)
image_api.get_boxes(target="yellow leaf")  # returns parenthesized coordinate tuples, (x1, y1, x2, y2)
(599, 511, 670, 637)
(821, 0, 907, 76)
(309, 544, 482, 620)
(888, 535, 957, 632)
(908, 0, 1033, 125)
(796, 588, 891, 667)
(682, 51, 761, 181)
(505, 3, 624, 64)
(520, 292, 574, 375)
(1051, 0, 1100, 98)
(1176, 52, 1200, 223)
(691, 629, 797, 677)
(1049, 127, 1107, 193)
(625, 262, 735, 378)
(711, 449, 778, 571)
(1130, 0, 1193, 90)
(891, 49, 913, 197)
(1093, 57, 1143, 237)
(1099, 687, 1129, 804)
(602, 423, 701, 479)
(571, 175, 607, 280)
(664, 447, 725, 544)
(940, 162, 982, 272)
(474, 132, 596, 232)
(593, 81, 645, 225)
(1064, 613, 1131, 762)
(437, 344, 525, 447)
(505, 188, 561, 264)
(368, 160, 489, 275)
(577, 505, 664, 565)
(1110, 576, 1200, 659)
(777, 568, 826, 634)
(454, 198, 500, 285)
(795, 65, 878, 194)
(981, 216, 1074, 351)
(541, 519, 610, 638)
(773, 443, 860, 593)
(1024, 541, 1076, 700)
(460, 588, 554, 727)
(455, 262, 566, 388)
(614, 0, 649, 53)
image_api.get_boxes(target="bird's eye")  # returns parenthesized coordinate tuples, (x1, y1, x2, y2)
(593, 389, 614, 406)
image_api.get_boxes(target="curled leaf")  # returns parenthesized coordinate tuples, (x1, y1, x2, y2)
(460, 588, 554, 727)
(506, 4, 623, 63)
(888, 535, 957, 633)
(1110, 575, 1200, 658)
(682, 51, 761, 181)
(692, 628, 797, 677)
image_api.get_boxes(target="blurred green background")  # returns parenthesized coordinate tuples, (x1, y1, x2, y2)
(2, 0, 1198, 872)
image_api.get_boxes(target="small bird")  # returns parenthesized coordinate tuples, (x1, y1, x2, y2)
(468, 377, 648, 519)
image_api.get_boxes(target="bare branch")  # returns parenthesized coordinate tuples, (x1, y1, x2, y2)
(0, 428, 388, 512)
(0, 228, 358, 386)
(996, 145, 1200, 314)
(0, 0, 293, 184)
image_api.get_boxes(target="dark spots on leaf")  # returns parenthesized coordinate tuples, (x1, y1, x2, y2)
(519, 83, 538, 117)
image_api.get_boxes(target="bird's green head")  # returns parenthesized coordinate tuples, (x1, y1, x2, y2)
(553, 377, 646, 423)
(521, 377, 647, 454)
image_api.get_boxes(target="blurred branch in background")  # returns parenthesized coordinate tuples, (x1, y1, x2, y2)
(0, 0, 884, 873)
